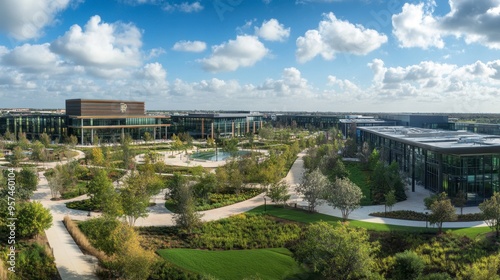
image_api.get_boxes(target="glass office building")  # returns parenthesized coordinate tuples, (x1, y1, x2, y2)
(0, 114, 66, 141)
(171, 112, 263, 139)
(66, 99, 169, 144)
(359, 126, 500, 205)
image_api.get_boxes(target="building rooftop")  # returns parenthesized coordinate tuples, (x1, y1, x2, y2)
(359, 126, 500, 154)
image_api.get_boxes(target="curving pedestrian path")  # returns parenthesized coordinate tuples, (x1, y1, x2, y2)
(32, 150, 98, 280)
(286, 152, 487, 229)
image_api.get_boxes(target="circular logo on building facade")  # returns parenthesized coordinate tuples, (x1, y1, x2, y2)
(120, 103, 127, 113)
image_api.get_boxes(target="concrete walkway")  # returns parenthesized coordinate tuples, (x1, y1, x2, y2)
(286, 152, 487, 229)
(32, 150, 98, 280)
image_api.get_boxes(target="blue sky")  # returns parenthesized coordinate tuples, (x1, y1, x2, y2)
(0, 0, 500, 113)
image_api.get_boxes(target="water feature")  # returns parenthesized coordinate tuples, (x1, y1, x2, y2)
(190, 150, 249, 161)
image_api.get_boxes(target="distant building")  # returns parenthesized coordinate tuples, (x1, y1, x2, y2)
(171, 112, 263, 139)
(338, 117, 396, 138)
(0, 113, 67, 140)
(379, 114, 450, 129)
(274, 114, 340, 129)
(450, 122, 500, 136)
(359, 126, 500, 205)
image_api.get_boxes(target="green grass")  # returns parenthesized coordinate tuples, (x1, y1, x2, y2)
(344, 162, 371, 205)
(157, 247, 309, 280)
(248, 205, 492, 238)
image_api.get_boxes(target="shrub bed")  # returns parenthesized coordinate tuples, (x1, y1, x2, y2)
(370, 210, 484, 222)
(65, 199, 95, 211)
(165, 188, 262, 212)
(188, 214, 302, 250)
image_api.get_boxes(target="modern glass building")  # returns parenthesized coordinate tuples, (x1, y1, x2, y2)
(0, 114, 67, 141)
(171, 112, 263, 139)
(274, 114, 340, 129)
(66, 99, 170, 144)
(359, 126, 500, 205)
(451, 122, 500, 136)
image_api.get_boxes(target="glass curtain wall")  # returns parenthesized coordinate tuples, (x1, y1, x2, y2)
(359, 129, 500, 205)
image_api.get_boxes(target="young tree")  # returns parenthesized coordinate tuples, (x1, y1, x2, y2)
(143, 131, 153, 143)
(17, 132, 30, 149)
(296, 169, 328, 212)
(88, 169, 122, 217)
(121, 172, 155, 226)
(9, 146, 25, 166)
(17, 201, 53, 238)
(294, 222, 379, 280)
(173, 183, 203, 233)
(222, 138, 239, 158)
(68, 135, 78, 147)
(267, 181, 291, 207)
(91, 147, 105, 166)
(46, 171, 64, 199)
(326, 177, 363, 221)
(40, 132, 51, 148)
(357, 142, 371, 169)
(17, 168, 39, 200)
(452, 190, 467, 215)
(171, 134, 183, 155)
(121, 135, 134, 169)
(384, 189, 397, 213)
(479, 192, 500, 238)
(31, 140, 46, 162)
(206, 136, 215, 148)
(428, 192, 457, 234)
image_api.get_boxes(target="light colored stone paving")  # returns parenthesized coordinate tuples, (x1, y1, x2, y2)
(32, 151, 98, 280)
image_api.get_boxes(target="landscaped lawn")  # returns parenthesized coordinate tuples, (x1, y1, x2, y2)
(344, 162, 371, 205)
(157, 247, 309, 280)
(248, 205, 492, 238)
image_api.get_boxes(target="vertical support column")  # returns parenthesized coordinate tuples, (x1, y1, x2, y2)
(253, 122, 256, 133)
(201, 118, 204, 138)
(165, 126, 168, 140)
(211, 122, 214, 139)
(81, 118, 84, 145)
(91, 129, 94, 144)
(154, 127, 157, 140)
(121, 127, 124, 141)
(231, 122, 234, 138)
(438, 153, 443, 193)
(424, 150, 428, 190)
(412, 146, 416, 192)
(246, 120, 250, 133)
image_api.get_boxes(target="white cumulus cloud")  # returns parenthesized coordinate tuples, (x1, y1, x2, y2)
(392, 0, 500, 50)
(200, 35, 268, 72)
(296, 12, 387, 63)
(254, 19, 290, 42)
(163, 2, 203, 13)
(392, 2, 444, 49)
(0, 0, 72, 40)
(50, 15, 143, 69)
(172, 40, 207, 52)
